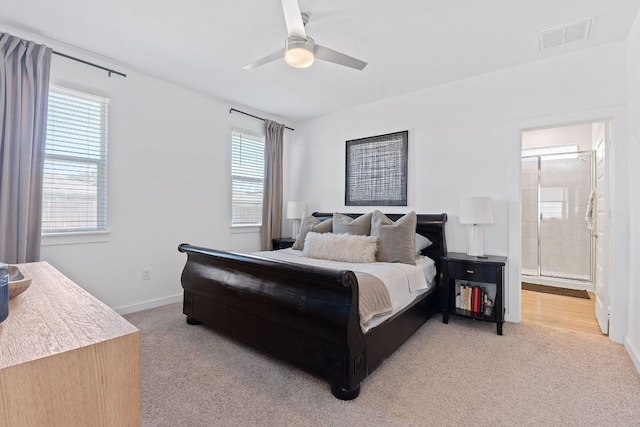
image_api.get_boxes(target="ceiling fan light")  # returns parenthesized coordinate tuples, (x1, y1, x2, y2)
(285, 48, 314, 68)
(285, 37, 315, 68)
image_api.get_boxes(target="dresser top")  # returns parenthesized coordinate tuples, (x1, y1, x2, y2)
(0, 262, 138, 369)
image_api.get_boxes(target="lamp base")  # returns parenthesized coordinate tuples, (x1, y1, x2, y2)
(467, 224, 485, 257)
(291, 220, 300, 239)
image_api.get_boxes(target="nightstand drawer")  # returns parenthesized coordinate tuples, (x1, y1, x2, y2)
(447, 262, 497, 283)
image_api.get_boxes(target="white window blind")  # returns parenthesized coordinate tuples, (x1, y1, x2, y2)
(42, 85, 108, 233)
(231, 130, 264, 226)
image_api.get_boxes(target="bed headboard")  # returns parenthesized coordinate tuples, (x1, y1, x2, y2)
(312, 212, 448, 263)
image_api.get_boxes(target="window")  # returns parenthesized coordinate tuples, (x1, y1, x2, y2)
(231, 130, 264, 226)
(42, 85, 108, 233)
(540, 187, 566, 219)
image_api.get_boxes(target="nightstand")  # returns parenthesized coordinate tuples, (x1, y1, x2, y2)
(441, 252, 507, 335)
(272, 237, 295, 250)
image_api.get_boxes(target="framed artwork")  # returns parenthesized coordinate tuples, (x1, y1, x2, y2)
(345, 130, 408, 206)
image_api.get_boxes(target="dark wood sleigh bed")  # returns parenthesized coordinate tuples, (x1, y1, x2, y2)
(178, 212, 447, 400)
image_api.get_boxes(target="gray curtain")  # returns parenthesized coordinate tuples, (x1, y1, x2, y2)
(0, 33, 52, 263)
(261, 120, 284, 250)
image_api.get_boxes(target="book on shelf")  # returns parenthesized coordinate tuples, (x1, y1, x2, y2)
(473, 286, 479, 313)
(455, 282, 493, 316)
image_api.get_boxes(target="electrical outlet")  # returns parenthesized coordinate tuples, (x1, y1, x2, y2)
(142, 268, 151, 280)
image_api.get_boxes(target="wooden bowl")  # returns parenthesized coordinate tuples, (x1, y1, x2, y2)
(8, 265, 31, 299)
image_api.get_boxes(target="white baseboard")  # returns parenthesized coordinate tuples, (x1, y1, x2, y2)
(114, 293, 183, 315)
(624, 336, 640, 375)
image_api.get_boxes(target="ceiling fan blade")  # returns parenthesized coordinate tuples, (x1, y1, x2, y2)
(281, 0, 306, 38)
(243, 49, 284, 70)
(314, 45, 367, 71)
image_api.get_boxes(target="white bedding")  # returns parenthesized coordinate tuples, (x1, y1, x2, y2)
(253, 248, 437, 332)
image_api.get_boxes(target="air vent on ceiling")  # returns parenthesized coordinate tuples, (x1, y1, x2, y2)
(538, 17, 592, 51)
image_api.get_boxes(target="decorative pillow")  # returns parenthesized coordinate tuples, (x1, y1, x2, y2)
(303, 232, 378, 263)
(292, 215, 332, 250)
(371, 210, 417, 265)
(415, 233, 433, 255)
(332, 212, 372, 236)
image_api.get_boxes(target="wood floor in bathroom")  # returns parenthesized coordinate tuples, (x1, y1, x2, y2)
(521, 289, 603, 335)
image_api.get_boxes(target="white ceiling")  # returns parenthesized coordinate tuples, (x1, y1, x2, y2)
(1, 0, 639, 122)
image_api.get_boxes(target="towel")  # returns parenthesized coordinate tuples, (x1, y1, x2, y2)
(585, 188, 596, 230)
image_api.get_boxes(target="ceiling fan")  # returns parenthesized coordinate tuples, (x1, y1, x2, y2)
(243, 0, 367, 71)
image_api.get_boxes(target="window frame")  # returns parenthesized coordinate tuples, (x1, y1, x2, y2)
(231, 129, 265, 228)
(41, 84, 109, 236)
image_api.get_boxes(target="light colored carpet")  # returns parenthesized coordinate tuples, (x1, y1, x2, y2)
(125, 303, 640, 427)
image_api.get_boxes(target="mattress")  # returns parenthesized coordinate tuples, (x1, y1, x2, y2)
(253, 248, 437, 332)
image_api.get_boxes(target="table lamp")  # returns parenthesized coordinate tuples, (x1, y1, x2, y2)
(286, 201, 306, 238)
(459, 197, 494, 257)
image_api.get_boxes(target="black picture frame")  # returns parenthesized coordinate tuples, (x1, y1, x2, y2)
(345, 130, 408, 206)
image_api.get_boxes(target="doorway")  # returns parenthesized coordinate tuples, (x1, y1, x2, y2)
(520, 122, 608, 334)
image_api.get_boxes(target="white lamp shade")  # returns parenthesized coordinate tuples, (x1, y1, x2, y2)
(286, 202, 306, 219)
(459, 197, 494, 225)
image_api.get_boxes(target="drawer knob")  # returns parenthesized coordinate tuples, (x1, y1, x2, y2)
(466, 269, 474, 274)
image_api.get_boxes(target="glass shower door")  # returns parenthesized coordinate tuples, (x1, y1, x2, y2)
(538, 152, 593, 281)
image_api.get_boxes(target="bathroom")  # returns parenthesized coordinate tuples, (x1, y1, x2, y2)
(520, 121, 610, 334)
(521, 122, 608, 291)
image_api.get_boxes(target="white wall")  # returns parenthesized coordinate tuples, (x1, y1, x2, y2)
(625, 10, 640, 372)
(9, 30, 293, 314)
(291, 41, 628, 328)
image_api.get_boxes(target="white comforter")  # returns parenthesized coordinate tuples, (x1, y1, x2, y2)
(253, 248, 437, 332)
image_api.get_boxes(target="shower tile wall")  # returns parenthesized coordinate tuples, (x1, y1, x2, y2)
(521, 155, 592, 281)
(521, 159, 538, 275)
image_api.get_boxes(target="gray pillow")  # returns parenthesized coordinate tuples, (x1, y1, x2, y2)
(333, 212, 372, 236)
(292, 215, 332, 250)
(415, 233, 433, 255)
(371, 210, 417, 264)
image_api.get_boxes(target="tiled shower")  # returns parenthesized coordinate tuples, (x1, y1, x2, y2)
(521, 152, 594, 286)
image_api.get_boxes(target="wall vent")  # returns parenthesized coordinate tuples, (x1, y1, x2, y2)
(538, 17, 592, 51)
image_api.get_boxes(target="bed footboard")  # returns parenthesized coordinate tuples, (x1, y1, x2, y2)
(178, 243, 367, 399)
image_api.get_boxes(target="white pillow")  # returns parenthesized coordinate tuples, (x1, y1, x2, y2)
(303, 232, 378, 263)
(415, 233, 433, 255)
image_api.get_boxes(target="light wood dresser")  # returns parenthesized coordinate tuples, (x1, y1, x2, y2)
(0, 262, 141, 426)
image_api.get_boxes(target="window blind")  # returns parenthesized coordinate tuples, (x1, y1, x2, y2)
(232, 130, 264, 225)
(42, 85, 108, 233)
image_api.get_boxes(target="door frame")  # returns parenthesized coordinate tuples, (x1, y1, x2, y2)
(506, 106, 628, 344)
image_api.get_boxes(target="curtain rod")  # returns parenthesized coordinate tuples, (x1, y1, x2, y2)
(229, 108, 294, 131)
(53, 51, 127, 78)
